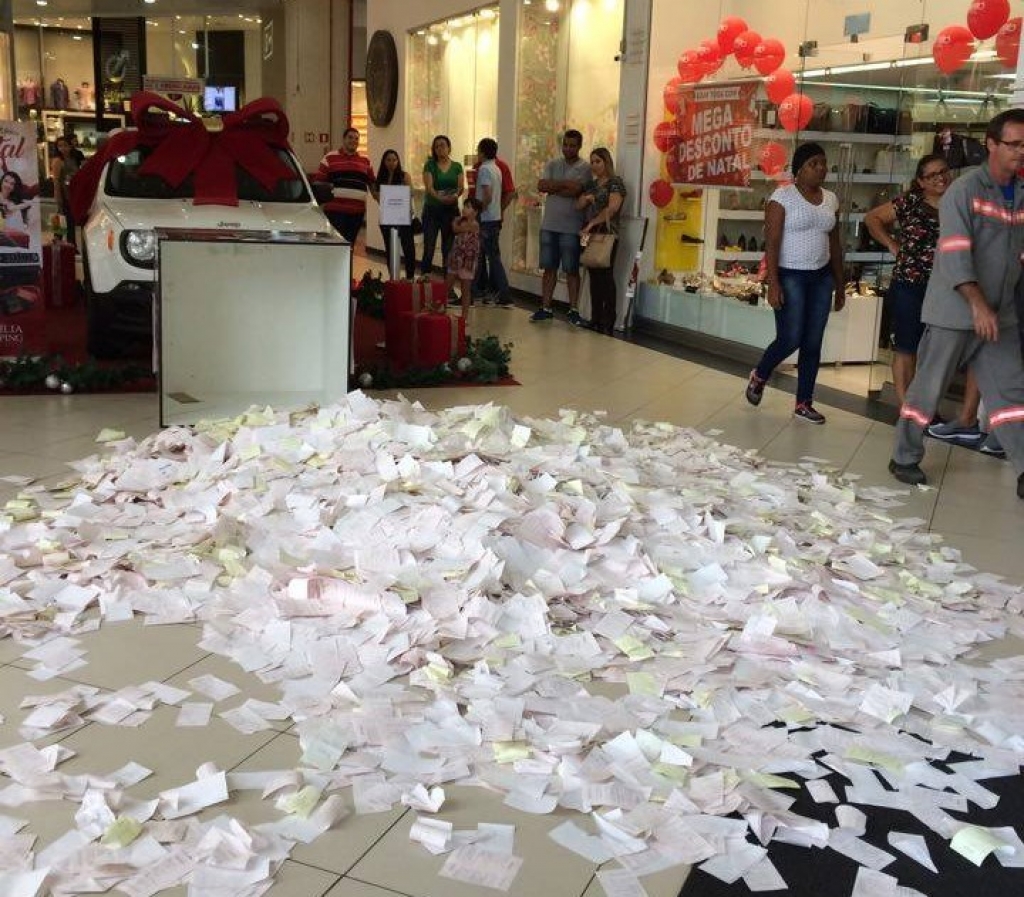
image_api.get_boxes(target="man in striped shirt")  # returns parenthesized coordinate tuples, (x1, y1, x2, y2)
(314, 128, 375, 247)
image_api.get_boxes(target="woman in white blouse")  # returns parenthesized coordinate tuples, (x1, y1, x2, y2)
(745, 142, 845, 424)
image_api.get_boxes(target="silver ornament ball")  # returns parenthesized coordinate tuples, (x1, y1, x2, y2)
(44, 373, 61, 390)
(456, 356, 473, 373)
(60, 382, 74, 394)
(357, 372, 373, 389)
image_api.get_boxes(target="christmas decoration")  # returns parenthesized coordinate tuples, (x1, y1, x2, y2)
(0, 354, 152, 394)
(653, 120, 680, 154)
(967, 0, 1010, 40)
(357, 371, 374, 389)
(752, 38, 786, 76)
(677, 49, 704, 83)
(759, 142, 788, 177)
(649, 179, 675, 208)
(932, 25, 975, 74)
(696, 40, 724, 77)
(716, 16, 748, 54)
(996, 17, 1022, 67)
(732, 30, 762, 68)
(663, 77, 684, 115)
(765, 68, 797, 105)
(354, 335, 512, 389)
(352, 270, 387, 318)
(778, 93, 814, 132)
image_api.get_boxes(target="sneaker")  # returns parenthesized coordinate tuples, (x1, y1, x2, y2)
(745, 370, 765, 406)
(530, 308, 554, 322)
(889, 459, 927, 486)
(567, 310, 582, 326)
(794, 403, 826, 424)
(979, 432, 1006, 458)
(926, 420, 983, 443)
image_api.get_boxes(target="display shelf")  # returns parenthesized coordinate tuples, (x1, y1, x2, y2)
(753, 129, 913, 145)
(715, 251, 761, 261)
(718, 209, 867, 222)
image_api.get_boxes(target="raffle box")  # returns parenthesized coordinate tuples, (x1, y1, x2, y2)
(156, 228, 350, 426)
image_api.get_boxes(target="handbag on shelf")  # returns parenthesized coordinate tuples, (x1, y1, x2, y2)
(808, 103, 831, 131)
(580, 232, 616, 269)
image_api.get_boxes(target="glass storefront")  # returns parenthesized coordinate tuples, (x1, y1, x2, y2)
(406, 7, 500, 206)
(637, 1, 1020, 401)
(511, 0, 624, 273)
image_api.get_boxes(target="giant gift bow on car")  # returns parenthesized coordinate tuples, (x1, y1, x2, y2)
(69, 91, 296, 224)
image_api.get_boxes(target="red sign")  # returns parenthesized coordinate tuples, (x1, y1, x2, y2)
(669, 82, 758, 188)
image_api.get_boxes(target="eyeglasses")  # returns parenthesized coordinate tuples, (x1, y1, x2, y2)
(996, 139, 1024, 152)
(920, 169, 951, 181)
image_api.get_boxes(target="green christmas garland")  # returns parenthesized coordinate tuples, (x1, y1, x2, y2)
(0, 353, 153, 393)
(355, 334, 513, 389)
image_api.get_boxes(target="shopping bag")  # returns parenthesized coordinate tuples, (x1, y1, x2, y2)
(580, 233, 616, 269)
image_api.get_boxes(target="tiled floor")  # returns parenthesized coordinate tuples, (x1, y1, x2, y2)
(1, 259, 1022, 897)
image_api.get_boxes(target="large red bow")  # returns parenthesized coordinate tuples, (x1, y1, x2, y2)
(69, 91, 296, 224)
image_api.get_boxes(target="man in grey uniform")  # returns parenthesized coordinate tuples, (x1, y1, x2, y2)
(889, 108, 1024, 499)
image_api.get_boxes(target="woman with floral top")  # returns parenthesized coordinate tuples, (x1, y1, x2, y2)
(865, 154, 951, 405)
(577, 148, 626, 335)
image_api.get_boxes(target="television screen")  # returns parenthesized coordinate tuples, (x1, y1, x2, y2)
(204, 85, 237, 113)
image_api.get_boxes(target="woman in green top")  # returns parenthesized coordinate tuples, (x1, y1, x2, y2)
(420, 134, 464, 277)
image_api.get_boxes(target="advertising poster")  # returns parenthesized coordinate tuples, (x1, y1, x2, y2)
(142, 76, 205, 114)
(668, 82, 758, 188)
(0, 120, 45, 357)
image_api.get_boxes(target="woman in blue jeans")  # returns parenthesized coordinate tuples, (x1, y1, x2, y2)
(745, 142, 845, 424)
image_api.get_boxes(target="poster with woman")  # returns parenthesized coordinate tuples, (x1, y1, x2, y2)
(0, 120, 45, 356)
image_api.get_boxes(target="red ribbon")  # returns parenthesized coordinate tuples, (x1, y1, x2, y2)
(70, 91, 296, 224)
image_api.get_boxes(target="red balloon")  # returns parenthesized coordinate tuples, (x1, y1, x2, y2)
(765, 68, 796, 105)
(677, 49, 704, 83)
(933, 25, 975, 74)
(778, 93, 813, 133)
(663, 77, 684, 115)
(717, 16, 748, 54)
(968, 0, 1010, 40)
(759, 141, 787, 177)
(752, 38, 786, 76)
(733, 30, 762, 68)
(649, 179, 675, 208)
(697, 39, 724, 76)
(996, 17, 1022, 67)
(653, 121, 680, 154)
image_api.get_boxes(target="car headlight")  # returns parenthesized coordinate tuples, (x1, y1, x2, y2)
(120, 230, 157, 268)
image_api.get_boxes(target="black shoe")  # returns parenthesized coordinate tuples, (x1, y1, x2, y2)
(794, 402, 826, 424)
(889, 459, 927, 486)
(745, 370, 765, 406)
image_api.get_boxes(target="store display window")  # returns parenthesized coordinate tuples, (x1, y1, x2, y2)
(637, 0, 1020, 400)
(406, 8, 500, 208)
(510, 0, 624, 274)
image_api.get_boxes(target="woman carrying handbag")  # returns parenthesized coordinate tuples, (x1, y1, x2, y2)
(577, 148, 626, 335)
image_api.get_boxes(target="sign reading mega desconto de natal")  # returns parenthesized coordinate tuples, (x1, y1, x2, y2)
(672, 83, 757, 188)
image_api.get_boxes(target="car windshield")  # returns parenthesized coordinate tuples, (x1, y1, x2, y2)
(105, 143, 310, 203)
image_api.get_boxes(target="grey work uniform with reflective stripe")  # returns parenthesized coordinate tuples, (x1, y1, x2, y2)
(893, 164, 1024, 477)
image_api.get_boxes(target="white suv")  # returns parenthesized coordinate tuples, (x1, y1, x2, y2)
(82, 135, 334, 358)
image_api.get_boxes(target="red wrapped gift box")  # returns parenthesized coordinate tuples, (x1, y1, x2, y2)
(43, 241, 78, 309)
(392, 310, 466, 369)
(384, 280, 447, 364)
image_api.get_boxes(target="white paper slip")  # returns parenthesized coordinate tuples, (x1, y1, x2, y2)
(597, 868, 649, 897)
(887, 831, 937, 873)
(805, 778, 838, 803)
(186, 674, 240, 702)
(439, 845, 523, 892)
(175, 702, 212, 727)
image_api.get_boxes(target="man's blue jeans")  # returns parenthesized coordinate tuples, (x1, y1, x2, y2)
(755, 265, 835, 405)
(477, 220, 508, 299)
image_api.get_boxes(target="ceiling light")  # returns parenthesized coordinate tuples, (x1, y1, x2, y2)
(544, 0, 560, 11)
(35, 0, 47, 7)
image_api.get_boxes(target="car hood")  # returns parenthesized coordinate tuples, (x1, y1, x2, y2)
(102, 197, 333, 235)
